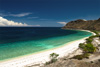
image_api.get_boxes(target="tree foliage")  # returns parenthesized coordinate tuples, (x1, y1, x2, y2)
(45, 53, 59, 65)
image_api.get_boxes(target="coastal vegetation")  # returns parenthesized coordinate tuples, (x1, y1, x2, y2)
(79, 43, 96, 53)
(73, 30, 100, 60)
(73, 53, 90, 60)
(45, 53, 59, 65)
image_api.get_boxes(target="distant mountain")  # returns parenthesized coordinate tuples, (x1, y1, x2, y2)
(62, 18, 100, 31)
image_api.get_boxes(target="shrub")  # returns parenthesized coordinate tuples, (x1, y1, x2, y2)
(73, 53, 90, 60)
(84, 43, 96, 53)
(45, 62, 51, 65)
(91, 61, 93, 63)
(45, 53, 59, 65)
(98, 59, 100, 62)
(73, 55, 83, 60)
(50, 53, 59, 62)
(79, 43, 85, 49)
(50, 53, 59, 59)
(86, 38, 93, 43)
(83, 53, 90, 58)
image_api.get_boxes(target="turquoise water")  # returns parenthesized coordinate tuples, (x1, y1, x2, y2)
(0, 27, 92, 61)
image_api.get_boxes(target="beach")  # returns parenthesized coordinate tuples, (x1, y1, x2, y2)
(0, 30, 94, 67)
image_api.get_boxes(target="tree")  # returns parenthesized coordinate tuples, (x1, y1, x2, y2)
(45, 53, 59, 65)
(50, 53, 59, 63)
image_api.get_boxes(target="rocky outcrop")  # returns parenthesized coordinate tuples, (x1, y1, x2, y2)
(62, 18, 100, 31)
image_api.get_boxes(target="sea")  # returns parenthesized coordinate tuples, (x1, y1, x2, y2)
(0, 27, 92, 61)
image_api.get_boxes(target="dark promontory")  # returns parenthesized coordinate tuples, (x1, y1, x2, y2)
(63, 18, 100, 31)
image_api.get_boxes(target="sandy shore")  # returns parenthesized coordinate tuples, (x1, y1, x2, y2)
(0, 30, 95, 67)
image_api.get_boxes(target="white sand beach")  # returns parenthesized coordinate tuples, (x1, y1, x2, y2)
(0, 30, 95, 67)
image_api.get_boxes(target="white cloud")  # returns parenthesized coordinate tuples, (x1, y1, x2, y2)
(0, 17, 40, 27)
(0, 17, 28, 26)
(57, 22, 66, 25)
(0, 12, 32, 17)
(9, 13, 32, 17)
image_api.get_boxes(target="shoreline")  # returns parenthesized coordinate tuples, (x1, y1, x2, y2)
(0, 30, 95, 67)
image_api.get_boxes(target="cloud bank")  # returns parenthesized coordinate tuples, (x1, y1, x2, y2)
(0, 17, 40, 27)
(0, 17, 28, 26)
(57, 22, 66, 25)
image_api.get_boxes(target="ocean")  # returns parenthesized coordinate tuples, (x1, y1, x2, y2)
(0, 27, 92, 60)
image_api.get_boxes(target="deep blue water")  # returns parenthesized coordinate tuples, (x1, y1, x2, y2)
(0, 27, 77, 44)
(0, 27, 92, 60)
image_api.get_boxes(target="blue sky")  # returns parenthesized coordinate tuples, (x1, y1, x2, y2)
(0, 0, 100, 27)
